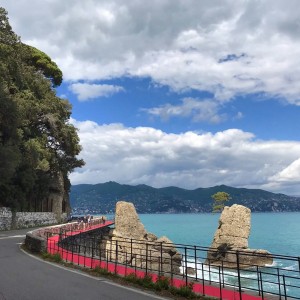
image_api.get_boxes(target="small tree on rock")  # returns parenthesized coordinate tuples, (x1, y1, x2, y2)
(212, 192, 231, 212)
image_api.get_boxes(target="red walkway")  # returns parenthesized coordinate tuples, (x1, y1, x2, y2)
(47, 222, 263, 300)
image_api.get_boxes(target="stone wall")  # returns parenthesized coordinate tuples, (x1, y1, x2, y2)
(0, 207, 12, 230)
(0, 207, 58, 230)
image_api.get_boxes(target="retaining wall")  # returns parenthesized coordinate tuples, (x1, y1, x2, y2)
(0, 207, 12, 230)
(0, 207, 58, 230)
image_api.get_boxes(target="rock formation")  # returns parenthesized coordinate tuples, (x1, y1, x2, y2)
(207, 204, 273, 268)
(99, 201, 182, 274)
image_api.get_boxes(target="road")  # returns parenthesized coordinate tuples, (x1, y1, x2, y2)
(0, 228, 168, 300)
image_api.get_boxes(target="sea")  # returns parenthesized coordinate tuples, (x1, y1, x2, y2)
(137, 212, 300, 257)
(130, 212, 300, 297)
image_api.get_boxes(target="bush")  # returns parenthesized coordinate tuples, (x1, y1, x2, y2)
(52, 253, 63, 263)
(170, 282, 199, 299)
(41, 252, 51, 259)
(42, 252, 62, 263)
(155, 276, 170, 291)
(93, 266, 111, 276)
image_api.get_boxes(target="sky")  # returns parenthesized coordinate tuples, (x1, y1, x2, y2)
(1, 0, 300, 195)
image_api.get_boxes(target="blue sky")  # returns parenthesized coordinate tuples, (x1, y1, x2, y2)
(2, 0, 300, 194)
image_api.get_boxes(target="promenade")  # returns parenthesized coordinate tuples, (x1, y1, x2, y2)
(47, 220, 264, 300)
(0, 228, 167, 300)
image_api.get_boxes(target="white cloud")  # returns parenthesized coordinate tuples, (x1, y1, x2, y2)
(143, 98, 226, 123)
(69, 83, 124, 101)
(270, 158, 300, 182)
(69, 119, 300, 195)
(3, 0, 300, 104)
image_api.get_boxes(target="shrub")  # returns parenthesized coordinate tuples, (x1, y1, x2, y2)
(93, 266, 111, 276)
(52, 253, 63, 263)
(170, 282, 199, 299)
(155, 276, 170, 291)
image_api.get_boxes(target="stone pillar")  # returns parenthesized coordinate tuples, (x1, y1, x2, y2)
(207, 204, 273, 268)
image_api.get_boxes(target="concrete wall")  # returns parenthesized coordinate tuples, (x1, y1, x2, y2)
(0, 207, 58, 230)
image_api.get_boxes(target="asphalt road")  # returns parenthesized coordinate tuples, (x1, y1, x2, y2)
(0, 228, 168, 300)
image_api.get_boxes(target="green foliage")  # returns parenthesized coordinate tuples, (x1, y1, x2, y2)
(42, 252, 62, 263)
(93, 266, 111, 276)
(169, 282, 199, 299)
(24, 45, 63, 87)
(0, 7, 84, 211)
(211, 191, 231, 212)
(124, 273, 156, 289)
(154, 276, 170, 291)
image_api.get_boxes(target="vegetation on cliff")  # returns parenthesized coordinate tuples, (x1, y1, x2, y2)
(0, 8, 84, 211)
(211, 191, 231, 212)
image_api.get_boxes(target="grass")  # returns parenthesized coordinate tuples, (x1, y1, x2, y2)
(123, 273, 202, 299)
(41, 251, 63, 263)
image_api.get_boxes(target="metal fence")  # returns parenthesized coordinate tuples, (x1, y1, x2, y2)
(46, 226, 300, 300)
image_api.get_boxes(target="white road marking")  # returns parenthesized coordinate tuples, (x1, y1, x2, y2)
(0, 235, 25, 240)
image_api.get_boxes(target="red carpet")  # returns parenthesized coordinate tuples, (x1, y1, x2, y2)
(47, 222, 263, 300)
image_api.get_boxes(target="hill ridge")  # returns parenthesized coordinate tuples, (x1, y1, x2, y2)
(70, 182, 300, 215)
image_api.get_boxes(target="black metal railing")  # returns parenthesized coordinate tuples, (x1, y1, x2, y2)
(47, 227, 300, 300)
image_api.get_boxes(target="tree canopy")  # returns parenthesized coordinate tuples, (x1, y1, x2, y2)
(0, 7, 84, 211)
(211, 191, 231, 212)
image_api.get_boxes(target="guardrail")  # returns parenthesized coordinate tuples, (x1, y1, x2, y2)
(46, 225, 300, 300)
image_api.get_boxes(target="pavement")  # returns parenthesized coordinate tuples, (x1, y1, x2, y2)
(0, 228, 169, 300)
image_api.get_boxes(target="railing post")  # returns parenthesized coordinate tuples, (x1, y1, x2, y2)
(84, 245, 86, 268)
(170, 254, 173, 285)
(145, 243, 148, 275)
(218, 266, 222, 299)
(160, 242, 163, 276)
(283, 275, 287, 300)
(115, 239, 118, 274)
(130, 238, 133, 266)
(194, 245, 198, 281)
(201, 262, 205, 296)
(257, 266, 261, 296)
(208, 259, 211, 284)
(184, 247, 188, 286)
(221, 260, 224, 287)
(106, 249, 109, 271)
(277, 268, 282, 299)
(236, 250, 243, 300)
(259, 271, 264, 299)
(46, 232, 49, 253)
(125, 251, 128, 277)
(71, 236, 74, 264)
(91, 239, 94, 269)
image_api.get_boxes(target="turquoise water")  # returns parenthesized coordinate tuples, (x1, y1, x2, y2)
(138, 212, 300, 257)
(104, 212, 299, 296)
(138, 212, 300, 297)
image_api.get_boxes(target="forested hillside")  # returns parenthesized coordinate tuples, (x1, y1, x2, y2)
(70, 182, 300, 214)
(0, 8, 84, 212)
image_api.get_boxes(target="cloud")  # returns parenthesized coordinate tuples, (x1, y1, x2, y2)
(143, 98, 226, 123)
(270, 158, 300, 182)
(69, 83, 124, 101)
(69, 119, 300, 195)
(4, 0, 300, 104)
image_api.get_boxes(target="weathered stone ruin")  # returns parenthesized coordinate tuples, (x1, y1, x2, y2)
(99, 201, 182, 274)
(207, 204, 273, 268)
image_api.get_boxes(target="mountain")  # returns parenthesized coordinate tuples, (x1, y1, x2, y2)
(70, 182, 300, 214)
